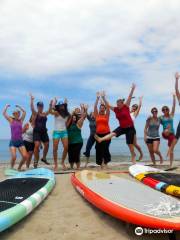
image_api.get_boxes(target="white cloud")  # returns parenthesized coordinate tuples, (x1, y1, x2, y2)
(0, 0, 180, 112)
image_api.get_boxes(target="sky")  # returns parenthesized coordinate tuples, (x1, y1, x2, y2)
(0, 0, 180, 139)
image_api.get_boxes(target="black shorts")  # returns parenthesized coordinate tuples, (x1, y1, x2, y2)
(146, 138, 160, 144)
(68, 143, 83, 164)
(33, 130, 49, 143)
(113, 126, 136, 145)
(24, 140, 35, 152)
(176, 121, 180, 140)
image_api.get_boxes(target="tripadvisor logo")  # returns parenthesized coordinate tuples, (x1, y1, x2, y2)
(135, 227, 173, 235)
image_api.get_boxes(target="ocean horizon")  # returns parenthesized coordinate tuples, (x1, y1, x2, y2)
(0, 138, 179, 163)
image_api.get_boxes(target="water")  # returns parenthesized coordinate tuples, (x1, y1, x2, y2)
(0, 138, 179, 163)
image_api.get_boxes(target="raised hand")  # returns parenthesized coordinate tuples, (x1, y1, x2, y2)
(101, 91, 106, 97)
(5, 104, 10, 109)
(96, 92, 101, 99)
(131, 83, 136, 90)
(175, 72, 180, 79)
(29, 93, 35, 101)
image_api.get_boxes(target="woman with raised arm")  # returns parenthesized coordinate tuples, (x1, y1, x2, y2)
(160, 93, 176, 166)
(168, 73, 180, 164)
(30, 94, 50, 168)
(94, 92, 111, 169)
(3, 104, 27, 170)
(95, 84, 137, 164)
(49, 98, 70, 171)
(67, 104, 87, 169)
(22, 115, 35, 168)
(83, 111, 96, 167)
(144, 108, 163, 165)
(130, 96, 143, 160)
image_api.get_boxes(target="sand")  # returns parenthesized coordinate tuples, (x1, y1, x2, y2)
(0, 161, 180, 240)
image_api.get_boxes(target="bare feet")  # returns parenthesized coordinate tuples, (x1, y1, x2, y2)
(54, 165, 58, 172)
(61, 162, 67, 171)
(131, 153, 136, 164)
(139, 154, 143, 161)
(94, 134, 102, 143)
(160, 158, 164, 164)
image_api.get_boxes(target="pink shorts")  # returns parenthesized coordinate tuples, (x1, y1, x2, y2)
(162, 132, 176, 147)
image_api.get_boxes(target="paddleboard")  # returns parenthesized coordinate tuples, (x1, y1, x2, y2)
(71, 170, 180, 230)
(0, 168, 55, 232)
(129, 164, 180, 198)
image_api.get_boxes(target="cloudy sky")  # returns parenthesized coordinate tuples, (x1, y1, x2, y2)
(0, 0, 180, 138)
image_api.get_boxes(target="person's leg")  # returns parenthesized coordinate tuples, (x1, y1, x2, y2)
(95, 139, 103, 166)
(18, 146, 28, 170)
(42, 141, 49, 162)
(103, 140, 111, 169)
(34, 141, 41, 168)
(53, 138, 60, 171)
(128, 144, 136, 164)
(26, 151, 33, 168)
(9, 147, 17, 169)
(94, 132, 116, 143)
(61, 137, 68, 170)
(75, 143, 83, 170)
(133, 135, 143, 160)
(84, 135, 95, 167)
(147, 143, 156, 165)
(68, 144, 74, 170)
(126, 128, 136, 164)
(153, 140, 163, 164)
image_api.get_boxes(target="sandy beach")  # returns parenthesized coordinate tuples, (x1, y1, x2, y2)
(0, 160, 180, 240)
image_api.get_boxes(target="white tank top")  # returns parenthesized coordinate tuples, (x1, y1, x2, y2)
(23, 123, 33, 143)
(54, 115, 67, 131)
(130, 112, 136, 122)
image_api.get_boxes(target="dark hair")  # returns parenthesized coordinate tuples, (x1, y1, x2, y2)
(100, 103, 106, 109)
(151, 107, 158, 113)
(162, 105, 169, 111)
(132, 104, 138, 109)
(55, 103, 70, 118)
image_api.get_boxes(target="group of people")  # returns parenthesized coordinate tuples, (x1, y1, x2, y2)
(2, 73, 180, 171)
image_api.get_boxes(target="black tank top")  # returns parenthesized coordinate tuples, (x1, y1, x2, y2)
(34, 114, 47, 132)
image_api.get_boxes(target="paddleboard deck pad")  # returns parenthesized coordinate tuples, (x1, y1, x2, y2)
(0, 168, 55, 232)
(71, 170, 180, 230)
(129, 164, 180, 198)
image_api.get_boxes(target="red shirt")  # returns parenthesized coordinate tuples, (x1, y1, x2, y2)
(96, 114, 110, 134)
(114, 105, 134, 128)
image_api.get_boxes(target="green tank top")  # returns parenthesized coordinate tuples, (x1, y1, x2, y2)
(68, 123, 83, 144)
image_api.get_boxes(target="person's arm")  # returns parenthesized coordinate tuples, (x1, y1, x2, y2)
(101, 92, 110, 117)
(101, 91, 114, 111)
(134, 96, 143, 118)
(170, 93, 176, 117)
(66, 115, 72, 128)
(144, 118, 150, 141)
(175, 73, 180, 102)
(125, 83, 136, 107)
(16, 105, 26, 122)
(22, 123, 29, 133)
(3, 104, 12, 123)
(30, 93, 37, 115)
(94, 92, 100, 117)
(77, 104, 88, 128)
(49, 100, 59, 116)
(44, 101, 53, 116)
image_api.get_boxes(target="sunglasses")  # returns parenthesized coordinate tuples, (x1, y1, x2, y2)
(162, 108, 169, 112)
(152, 110, 158, 113)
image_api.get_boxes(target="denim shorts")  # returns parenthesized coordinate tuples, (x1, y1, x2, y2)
(53, 130, 68, 139)
(9, 140, 24, 148)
